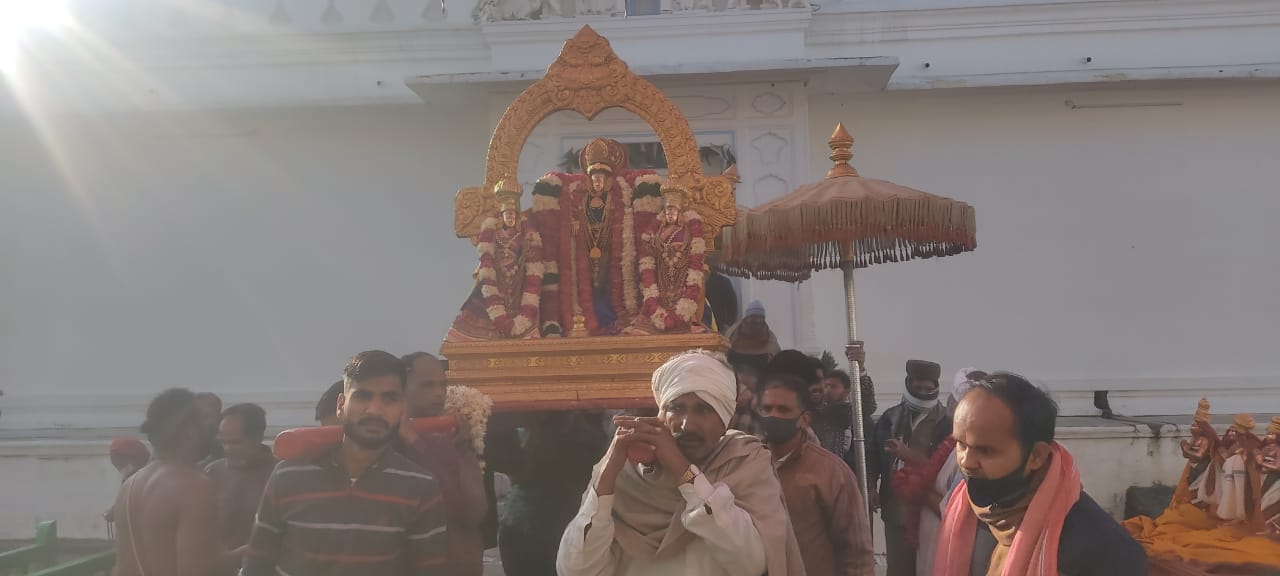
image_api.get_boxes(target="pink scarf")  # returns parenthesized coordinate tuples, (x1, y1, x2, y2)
(935, 442, 1081, 576)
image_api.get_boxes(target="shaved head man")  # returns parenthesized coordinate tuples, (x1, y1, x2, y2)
(113, 388, 219, 576)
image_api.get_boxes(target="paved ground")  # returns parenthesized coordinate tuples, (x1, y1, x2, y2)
(482, 548, 891, 575)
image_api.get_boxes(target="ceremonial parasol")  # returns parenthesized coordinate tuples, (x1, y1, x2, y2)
(716, 122, 977, 522)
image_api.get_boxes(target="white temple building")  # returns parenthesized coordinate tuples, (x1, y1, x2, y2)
(1, 0, 1279, 539)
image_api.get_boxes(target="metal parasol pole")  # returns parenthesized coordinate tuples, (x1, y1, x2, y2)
(842, 256, 874, 532)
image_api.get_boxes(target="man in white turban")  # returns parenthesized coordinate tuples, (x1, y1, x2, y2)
(557, 350, 806, 576)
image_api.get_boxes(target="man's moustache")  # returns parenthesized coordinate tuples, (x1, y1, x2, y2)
(675, 433, 702, 443)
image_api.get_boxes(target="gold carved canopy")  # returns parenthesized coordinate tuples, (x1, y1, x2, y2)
(453, 25, 738, 245)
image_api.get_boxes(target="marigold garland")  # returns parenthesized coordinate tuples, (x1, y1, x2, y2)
(532, 174, 563, 335)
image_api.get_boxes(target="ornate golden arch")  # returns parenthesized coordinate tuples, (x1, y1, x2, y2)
(453, 25, 737, 243)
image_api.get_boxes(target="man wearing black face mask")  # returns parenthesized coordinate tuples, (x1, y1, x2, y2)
(872, 359, 952, 576)
(936, 373, 1145, 576)
(759, 373, 874, 576)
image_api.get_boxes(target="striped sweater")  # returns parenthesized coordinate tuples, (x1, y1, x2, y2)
(240, 446, 448, 576)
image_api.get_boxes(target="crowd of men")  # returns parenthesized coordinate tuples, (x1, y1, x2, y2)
(102, 301, 1148, 575)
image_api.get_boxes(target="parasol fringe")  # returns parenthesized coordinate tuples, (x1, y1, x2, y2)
(717, 175, 977, 280)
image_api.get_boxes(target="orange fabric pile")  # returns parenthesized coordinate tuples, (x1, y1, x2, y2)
(1124, 502, 1280, 569)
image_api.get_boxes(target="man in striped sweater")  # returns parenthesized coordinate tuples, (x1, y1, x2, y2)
(241, 350, 449, 576)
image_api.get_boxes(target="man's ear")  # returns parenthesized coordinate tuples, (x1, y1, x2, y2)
(336, 392, 347, 419)
(1026, 441, 1053, 473)
(799, 410, 813, 431)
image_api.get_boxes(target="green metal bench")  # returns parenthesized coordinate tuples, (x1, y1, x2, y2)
(26, 550, 114, 576)
(0, 521, 58, 574)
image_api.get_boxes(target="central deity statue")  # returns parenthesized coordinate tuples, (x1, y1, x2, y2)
(447, 138, 720, 342)
(529, 138, 659, 336)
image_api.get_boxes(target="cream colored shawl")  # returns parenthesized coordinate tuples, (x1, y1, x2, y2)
(598, 430, 806, 575)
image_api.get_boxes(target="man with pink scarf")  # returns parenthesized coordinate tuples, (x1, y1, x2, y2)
(935, 372, 1146, 576)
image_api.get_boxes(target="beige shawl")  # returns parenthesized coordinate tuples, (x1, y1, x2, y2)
(598, 430, 806, 575)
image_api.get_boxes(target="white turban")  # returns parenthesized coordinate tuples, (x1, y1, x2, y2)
(651, 350, 736, 427)
(952, 367, 980, 400)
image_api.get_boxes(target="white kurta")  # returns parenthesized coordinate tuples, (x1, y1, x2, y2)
(556, 473, 767, 576)
(1216, 454, 1248, 521)
(917, 450, 963, 576)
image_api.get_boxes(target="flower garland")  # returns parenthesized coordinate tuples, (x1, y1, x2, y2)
(476, 215, 543, 338)
(532, 175, 563, 335)
(637, 210, 706, 332)
(618, 175, 638, 318)
(444, 385, 493, 471)
(891, 435, 958, 548)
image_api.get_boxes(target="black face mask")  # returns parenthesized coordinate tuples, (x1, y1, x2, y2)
(758, 415, 802, 445)
(905, 379, 940, 401)
(965, 454, 1032, 508)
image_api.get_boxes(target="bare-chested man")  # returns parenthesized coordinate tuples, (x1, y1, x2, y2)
(399, 352, 488, 576)
(112, 388, 219, 576)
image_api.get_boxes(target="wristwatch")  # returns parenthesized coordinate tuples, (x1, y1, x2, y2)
(679, 464, 700, 485)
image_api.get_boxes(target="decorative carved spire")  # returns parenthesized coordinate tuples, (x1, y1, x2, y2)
(826, 122, 859, 179)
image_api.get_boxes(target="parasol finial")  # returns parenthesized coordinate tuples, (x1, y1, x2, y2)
(827, 122, 859, 179)
(722, 163, 741, 183)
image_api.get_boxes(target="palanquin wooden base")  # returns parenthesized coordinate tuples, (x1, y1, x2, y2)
(441, 332, 729, 411)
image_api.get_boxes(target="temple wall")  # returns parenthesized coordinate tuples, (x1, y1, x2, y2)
(805, 81, 1280, 416)
(0, 104, 488, 431)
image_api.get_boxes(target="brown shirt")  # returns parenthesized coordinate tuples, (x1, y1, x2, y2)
(399, 434, 488, 576)
(775, 433, 876, 576)
(204, 445, 276, 552)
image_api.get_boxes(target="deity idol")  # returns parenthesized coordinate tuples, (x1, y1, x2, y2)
(1257, 416, 1280, 538)
(447, 179, 545, 341)
(568, 138, 638, 335)
(1175, 398, 1219, 508)
(627, 184, 707, 334)
(1213, 414, 1262, 524)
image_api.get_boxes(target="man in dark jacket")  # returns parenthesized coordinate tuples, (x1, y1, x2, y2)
(936, 372, 1146, 576)
(872, 359, 951, 576)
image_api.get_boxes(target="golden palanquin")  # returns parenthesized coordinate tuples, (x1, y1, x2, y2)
(441, 26, 737, 411)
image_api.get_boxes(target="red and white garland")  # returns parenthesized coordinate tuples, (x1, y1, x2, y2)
(637, 210, 706, 332)
(476, 215, 543, 338)
(564, 175, 639, 334)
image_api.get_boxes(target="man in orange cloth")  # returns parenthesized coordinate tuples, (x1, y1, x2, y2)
(1124, 409, 1280, 569)
(1171, 399, 1219, 509)
(934, 373, 1146, 576)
